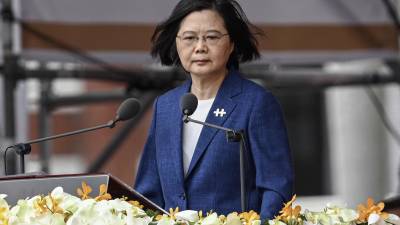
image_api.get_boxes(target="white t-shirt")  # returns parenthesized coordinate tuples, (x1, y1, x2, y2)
(182, 98, 215, 176)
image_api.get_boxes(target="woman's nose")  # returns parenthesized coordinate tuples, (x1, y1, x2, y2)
(194, 38, 207, 53)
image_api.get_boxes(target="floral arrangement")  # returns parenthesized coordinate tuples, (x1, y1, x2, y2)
(0, 184, 399, 225)
(0, 182, 261, 225)
(0, 182, 151, 225)
(268, 195, 400, 225)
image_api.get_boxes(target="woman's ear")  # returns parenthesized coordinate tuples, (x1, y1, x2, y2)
(229, 41, 235, 55)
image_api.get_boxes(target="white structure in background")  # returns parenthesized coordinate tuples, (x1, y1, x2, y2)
(324, 60, 399, 207)
(317, 1, 400, 208)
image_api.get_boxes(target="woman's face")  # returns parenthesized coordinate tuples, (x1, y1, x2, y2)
(176, 10, 234, 79)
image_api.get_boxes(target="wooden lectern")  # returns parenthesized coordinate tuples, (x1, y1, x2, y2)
(0, 173, 167, 214)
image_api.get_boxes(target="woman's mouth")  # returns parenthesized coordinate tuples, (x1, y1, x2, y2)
(193, 60, 210, 65)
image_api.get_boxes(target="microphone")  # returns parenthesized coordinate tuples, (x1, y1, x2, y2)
(4, 98, 141, 175)
(115, 98, 141, 122)
(180, 93, 198, 116)
(179, 93, 247, 212)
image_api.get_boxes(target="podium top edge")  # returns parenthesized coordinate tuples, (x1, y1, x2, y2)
(0, 172, 112, 181)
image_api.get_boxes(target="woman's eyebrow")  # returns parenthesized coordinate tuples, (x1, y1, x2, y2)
(180, 29, 224, 35)
(181, 30, 196, 34)
(205, 29, 223, 33)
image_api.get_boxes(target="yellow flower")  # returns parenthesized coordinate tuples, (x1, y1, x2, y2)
(94, 184, 112, 201)
(77, 182, 92, 200)
(128, 200, 144, 209)
(219, 215, 227, 223)
(275, 195, 302, 223)
(357, 198, 388, 223)
(48, 195, 64, 214)
(199, 210, 204, 220)
(33, 196, 48, 214)
(169, 207, 180, 220)
(239, 210, 260, 225)
(155, 214, 164, 221)
(0, 207, 8, 225)
(32, 194, 64, 216)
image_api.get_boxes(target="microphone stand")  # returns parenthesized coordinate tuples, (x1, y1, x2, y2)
(5, 120, 117, 175)
(183, 115, 247, 212)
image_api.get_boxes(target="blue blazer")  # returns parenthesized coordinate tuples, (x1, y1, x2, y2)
(134, 70, 293, 219)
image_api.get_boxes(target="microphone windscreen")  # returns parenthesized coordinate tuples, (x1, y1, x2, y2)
(180, 93, 198, 116)
(116, 98, 141, 121)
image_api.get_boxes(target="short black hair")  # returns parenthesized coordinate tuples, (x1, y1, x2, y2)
(151, 0, 262, 70)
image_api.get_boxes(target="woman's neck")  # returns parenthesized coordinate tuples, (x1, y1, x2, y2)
(190, 71, 228, 100)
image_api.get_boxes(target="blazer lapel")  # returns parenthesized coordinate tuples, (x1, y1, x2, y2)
(185, 71, 242, 178)
(170, 79, 191, 187)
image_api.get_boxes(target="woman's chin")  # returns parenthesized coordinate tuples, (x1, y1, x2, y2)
(189, 67, 229, 79)
(188, 68, 214, 77)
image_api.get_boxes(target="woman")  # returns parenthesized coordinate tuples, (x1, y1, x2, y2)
(134, 0, 293, 219)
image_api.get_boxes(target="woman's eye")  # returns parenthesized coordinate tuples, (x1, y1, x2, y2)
(206, 35, 219, 40)
(183, 36, 196, 40)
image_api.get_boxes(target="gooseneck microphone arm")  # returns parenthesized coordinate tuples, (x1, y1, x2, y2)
(4, 98, 141, 175)
(183, 115, 234, 133)
(26, 120, 116, 146)
(7, 120, 116, 175)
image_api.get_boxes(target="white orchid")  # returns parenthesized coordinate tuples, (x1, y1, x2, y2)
(304, 203, 359, 225)
(269, 220, 287, 225)
(385, 214, 400, 225)
(50, 187, 81, 214)
(176, 210, 200, 223)
(7, 196, 67, 225)
(226, 213, 242, 225)
(368, 213, 386, 225)
(201, 212, 221, 225)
